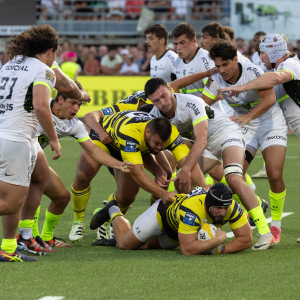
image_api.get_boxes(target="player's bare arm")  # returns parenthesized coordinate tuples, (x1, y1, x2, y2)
(83, 110, 112, 144)
(130, 164, 176, 204)
(230, 88, 276, 127)
(169, 68, 217, 93)
(33, 84, 61, 160)
(79, 139, 133, 173)
(220, 223, 253, 254)
(53, 67, 91, 102)
(218, 70, 293, 97)
(178, 229, 227, 255)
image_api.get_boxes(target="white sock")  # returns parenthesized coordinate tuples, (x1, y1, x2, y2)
(271, 220, 281, 228)
(20, 228, 33, 240)
(108, 206, 121, 218)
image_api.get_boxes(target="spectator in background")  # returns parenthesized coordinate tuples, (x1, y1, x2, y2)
(125, 0, 144, 20)
(78, 46, 89, 69)
(60, 52, 82, 80)
(75, 1, 92, 20)
(137, 42, 146, 51)
(55, 45, 64, 65)
(140, 50, 153, 75)
(120, 54, 140, 75)
(235, 37, 245, 53)
(148, 0, 170, 20)
(84, 52, 100, 75)
(287, 43, 295, 54)
(90, 46, 98, 57)
(106, 0, 125, 19)
(70, 43, 77, 53)
(101, 47, 123, 75)
(98, 45, 108, 63)
(171, 0, 193, 20)
(251, 31, 268, 72)
(62, 40, 71, 53)
(193, 1, 217, 20)
(40, 0, 61, 20)
(130, 46, 142, 70)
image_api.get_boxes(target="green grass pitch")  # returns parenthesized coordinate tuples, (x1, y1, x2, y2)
(1, 135, 300, 300)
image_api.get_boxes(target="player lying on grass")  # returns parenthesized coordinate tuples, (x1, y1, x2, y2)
(16, 81, 133, 255)
(90, 183, 253, 255)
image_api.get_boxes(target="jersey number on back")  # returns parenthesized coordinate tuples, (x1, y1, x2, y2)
(0, 77, 18, 100)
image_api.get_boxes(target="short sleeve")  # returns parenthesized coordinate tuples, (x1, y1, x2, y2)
(229, 202, 248, 230)
(277, 60, 298, 81)
(51, 61, 60, 70)
(101, 106, 117, 116)
(72, 120, 89, 142)
(178, 209, 201, 234)
(202, 76, 219, 100)
(119, 140, 143, 165)
(33, 66, 56, 94)
(185, 97, 209, 126)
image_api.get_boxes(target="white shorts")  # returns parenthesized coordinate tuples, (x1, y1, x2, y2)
(0, 137, 36, 187)
(132, 200, 178, 250)
(202, 123, 245, 162)
(242, 113, 287, 152)
(279, 97, 300, 139)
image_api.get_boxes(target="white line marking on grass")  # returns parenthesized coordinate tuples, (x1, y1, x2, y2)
(37, 297, 65, 300)
(255, 155, 298, 159)
(226, 212, 294, 238)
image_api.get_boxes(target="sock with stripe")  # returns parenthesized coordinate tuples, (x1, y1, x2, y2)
(270, 189, 286, 228)
(1, 238, 17, 254)
(248, 206, 270, 235)
(32, 205, 41, 237)
(40, 210, 63, 242)
(19, 219, 34, 240)
(108, 191, 131, 215)
(108, 206, 123, 221)
(71, 185, 91, 222)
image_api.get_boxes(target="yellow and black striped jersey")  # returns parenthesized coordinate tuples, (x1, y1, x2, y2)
(157, 187, 248, 241)
(100, 90, 152, 116)
(100, 110, 189, 164)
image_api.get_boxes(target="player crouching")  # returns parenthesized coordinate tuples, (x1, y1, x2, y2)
(90, 184, 254, 255)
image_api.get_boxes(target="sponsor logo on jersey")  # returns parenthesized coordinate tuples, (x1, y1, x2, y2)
(102, 107, 114, 115)
(221, 138, 242, 147)
(0, 103, 13, 115)
(45, 70, 55, 84)
(205, 77, 214, 88)
(183, 212, 197, 226)
(186, 102, 200, 115)
(172, 135, 184, 147)
(167, 54, 176, 66)
(266, 135, 287, 142)
(155, 66, 158, 71)
(187, 187, 206, 198)
(201, 57, 210, 70)
(125, 140, 137, 152)
(247, 67, 261, 78)
(5, 65, 28, 71)
(183, 69, 186, 76)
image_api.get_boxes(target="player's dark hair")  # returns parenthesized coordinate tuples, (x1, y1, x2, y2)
(223, 26, 234, 40)
(55, 81, 83, 102)
(209, 41, 237, 61)
(253, 31, 266, 40)
(202, 22, 225, 40)
(172, 23, 196, 41)
(144, 78, 168, 98)
(147, 117, 172, 141)
(144, 24, 168, 45)
(7, 24, 59, 60)
(137, 103, 154, 113)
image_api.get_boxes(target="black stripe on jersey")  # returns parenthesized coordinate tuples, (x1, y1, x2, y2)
(180, 206, 198, 217)
(113, 104, 120, 112)
(229, 212, 243, 224)
(230, 202, 239, 219)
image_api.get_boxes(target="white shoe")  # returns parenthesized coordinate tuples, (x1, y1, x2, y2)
(252, 232, 275, 250)
(110, 223, 115, 239)
(97, 222, 109, 240)
(251, 167, 267, 178)
(297, 238, 300, 243)
(248, 182, 256, 192)
(69, 220, 84, 242)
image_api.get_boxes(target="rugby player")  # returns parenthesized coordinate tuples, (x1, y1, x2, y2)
(145, 24, 178, 83)
(17, 82, 133, 254)
(90, 184, 253, 255)
(0, 25, 60, 262)
(145, 77, 272, 250)
(202, 41, 287, 246)
(219, 34, 300, 243)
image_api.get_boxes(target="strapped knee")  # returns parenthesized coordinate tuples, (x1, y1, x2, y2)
(224, 163, 243, 177)
(245, 150, 254, 165)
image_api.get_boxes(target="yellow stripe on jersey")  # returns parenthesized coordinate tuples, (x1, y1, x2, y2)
(278, 68, 294, 80)
(193, 115, 208, 126)
(77, 135, 90, 142)
(33, 81, 51, 93)
(202, 89, 216, 100)
(277, 94, 289, 103)
(180, 88, 204, 94)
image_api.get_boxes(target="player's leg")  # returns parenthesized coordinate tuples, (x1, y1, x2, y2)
(70, 149, 102, 241)
(39, 167, 71, 247)
(262, 145, 286, 244)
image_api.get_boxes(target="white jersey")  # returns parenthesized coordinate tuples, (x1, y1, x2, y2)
(0, 56, 55, 142)
(203, 61, 282, 125)
(149, 93, 233, 140)
(237, 51, 251, 63)
(36, 99, 89, 149)
(150, 50, 178, 83)
(251, 51, 269, 72)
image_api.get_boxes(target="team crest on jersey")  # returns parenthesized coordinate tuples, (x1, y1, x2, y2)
(102, 107, 114, 115)
(183, 69, 186, 76)
(183, 212, 197, 226)
(125, 141, 137, 152)
(45, 70, 55, 84)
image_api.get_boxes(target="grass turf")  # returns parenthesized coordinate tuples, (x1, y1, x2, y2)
(0, 135, 299, 300)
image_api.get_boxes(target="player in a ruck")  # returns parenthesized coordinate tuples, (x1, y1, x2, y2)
(0, 25, 60, 262)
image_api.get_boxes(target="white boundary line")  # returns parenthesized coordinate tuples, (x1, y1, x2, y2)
(37, 297, 65, 300)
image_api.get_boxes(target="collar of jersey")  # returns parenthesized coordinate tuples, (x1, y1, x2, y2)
(183, 47, 200, 64)
(156, 50, 169, 61)
(225, 62, 243, 85)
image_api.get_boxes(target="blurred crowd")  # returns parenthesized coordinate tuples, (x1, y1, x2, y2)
(36, 0, 230, 21)
(1, 37, 300, 77)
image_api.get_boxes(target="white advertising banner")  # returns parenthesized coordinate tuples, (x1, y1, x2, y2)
(231, 1, 299, 39)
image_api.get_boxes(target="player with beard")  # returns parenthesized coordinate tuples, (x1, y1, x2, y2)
(90, 184, 252, 255)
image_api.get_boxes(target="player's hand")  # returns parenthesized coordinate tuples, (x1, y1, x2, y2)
(172, 169, 192, 194)
(161, 191, 176, 205)
(154, 168, 170, 188)
(207, 67, 218, 77)
(82, 90, 91, 103)
(99, 131, 113, 144)
(215, 228, 227, 244)
(118, 161, 133, 173)
(230, 114, 252, 128)
(218, 85, 244, 97)
(203, 184, 212, 192)
(50, 139, 61, 160)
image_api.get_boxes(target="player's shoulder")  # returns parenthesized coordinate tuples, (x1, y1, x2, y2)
(175, 93, 205, 107)
(278, 55, 300, 70)
(166, 50, 178, 64)
(242, 62, 264, 78)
